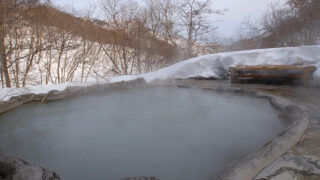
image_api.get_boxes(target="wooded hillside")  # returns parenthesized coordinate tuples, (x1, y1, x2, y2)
(228, 0, 320, 51)
(0, 0, 222, 88)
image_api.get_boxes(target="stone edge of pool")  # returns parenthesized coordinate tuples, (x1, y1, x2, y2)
(0, 79, 312, 180)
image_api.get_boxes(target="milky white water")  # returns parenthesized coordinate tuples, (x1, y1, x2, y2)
(0, 87, 287, 180)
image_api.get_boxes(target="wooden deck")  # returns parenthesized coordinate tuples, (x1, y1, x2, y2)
(229, 65, 317, 84)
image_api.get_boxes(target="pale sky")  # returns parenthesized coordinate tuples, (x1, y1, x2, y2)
(53, 0, 285, 38)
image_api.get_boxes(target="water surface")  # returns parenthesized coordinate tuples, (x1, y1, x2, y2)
(0, 87, 286, 180)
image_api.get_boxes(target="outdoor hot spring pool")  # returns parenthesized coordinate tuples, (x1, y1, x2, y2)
(0, 87, 287, 180)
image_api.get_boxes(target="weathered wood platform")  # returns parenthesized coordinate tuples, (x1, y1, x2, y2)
(229, 65, 317, 84)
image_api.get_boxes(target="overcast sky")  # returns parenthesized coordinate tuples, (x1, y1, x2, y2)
(53, 0, 284, 38)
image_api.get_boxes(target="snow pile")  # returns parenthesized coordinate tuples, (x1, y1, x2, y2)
(1, 46, 319, 101)
(0, 82, 96, 101)
(111, 45, 320, 82)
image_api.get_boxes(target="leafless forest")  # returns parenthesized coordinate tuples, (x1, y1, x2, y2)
(0, 0, 319, 88)
(230, 0, 320, 51)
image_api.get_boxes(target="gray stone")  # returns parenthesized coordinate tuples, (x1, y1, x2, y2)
(310, 116, 320, 125)
(12, 166, 43, 180)
(255, 154, 320, 180)
(0, 156, 62, 180)
(0, 149, 4, 158)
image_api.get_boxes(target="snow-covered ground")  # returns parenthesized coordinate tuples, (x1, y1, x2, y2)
(1, 45, 319, 101)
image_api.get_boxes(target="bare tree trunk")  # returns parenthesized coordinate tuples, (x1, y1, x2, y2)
(137, 22, 142, 74)
(37, 48, 44, 85)
(122, 46, 128, 75)
(0, 68, 4, 88)
(15, 59, 20, 87)
(57, 39, 65, 84)
(85, 45, 102, 82)
(187, 21, 193, 58)
(46, 48, 53, 85)
(80, 41, 87, 82)
(0, 27, 11, 87)
(0, 35, 11, 87)
(22, 29, 37, 87)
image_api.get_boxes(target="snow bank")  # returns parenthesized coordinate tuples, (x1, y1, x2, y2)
(0, 82, 97, 102)
(1, 46, 319, 101)
(111, 45, 320, 82)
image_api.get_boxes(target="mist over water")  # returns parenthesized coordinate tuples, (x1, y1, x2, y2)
(0, 87, 286, 180)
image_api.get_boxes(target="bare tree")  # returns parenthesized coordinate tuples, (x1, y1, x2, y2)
(144, 0, 179, 45)
(0, 0, 40, 87)
(0, 0, 185, 87)
(101, 0, 140, 75)
(176, 0, 224, 58)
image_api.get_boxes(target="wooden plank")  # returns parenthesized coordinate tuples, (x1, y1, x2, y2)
(230, 65, 316, 71)
(229, 65, 317, 84)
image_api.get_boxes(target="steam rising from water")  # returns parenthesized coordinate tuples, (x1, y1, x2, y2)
(0, 87, 286, 180)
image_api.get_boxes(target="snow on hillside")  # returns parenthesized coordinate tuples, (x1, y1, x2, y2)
(1, 45, 319, 101)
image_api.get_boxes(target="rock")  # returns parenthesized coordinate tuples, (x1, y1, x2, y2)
(260, 168, 320, 180)
(65, 86, 84, 94)
(310, 116, 320, 125)
(278, 105, 303, 122)
(266, 171, 296, 180)
(12, 166, 43, 180)
(255, 154, 320, 180)
(0, 160, 16, 180)
(284, 105, 302, 115)
(0, 149, 4, 158)
(0, 156, 62, 180)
